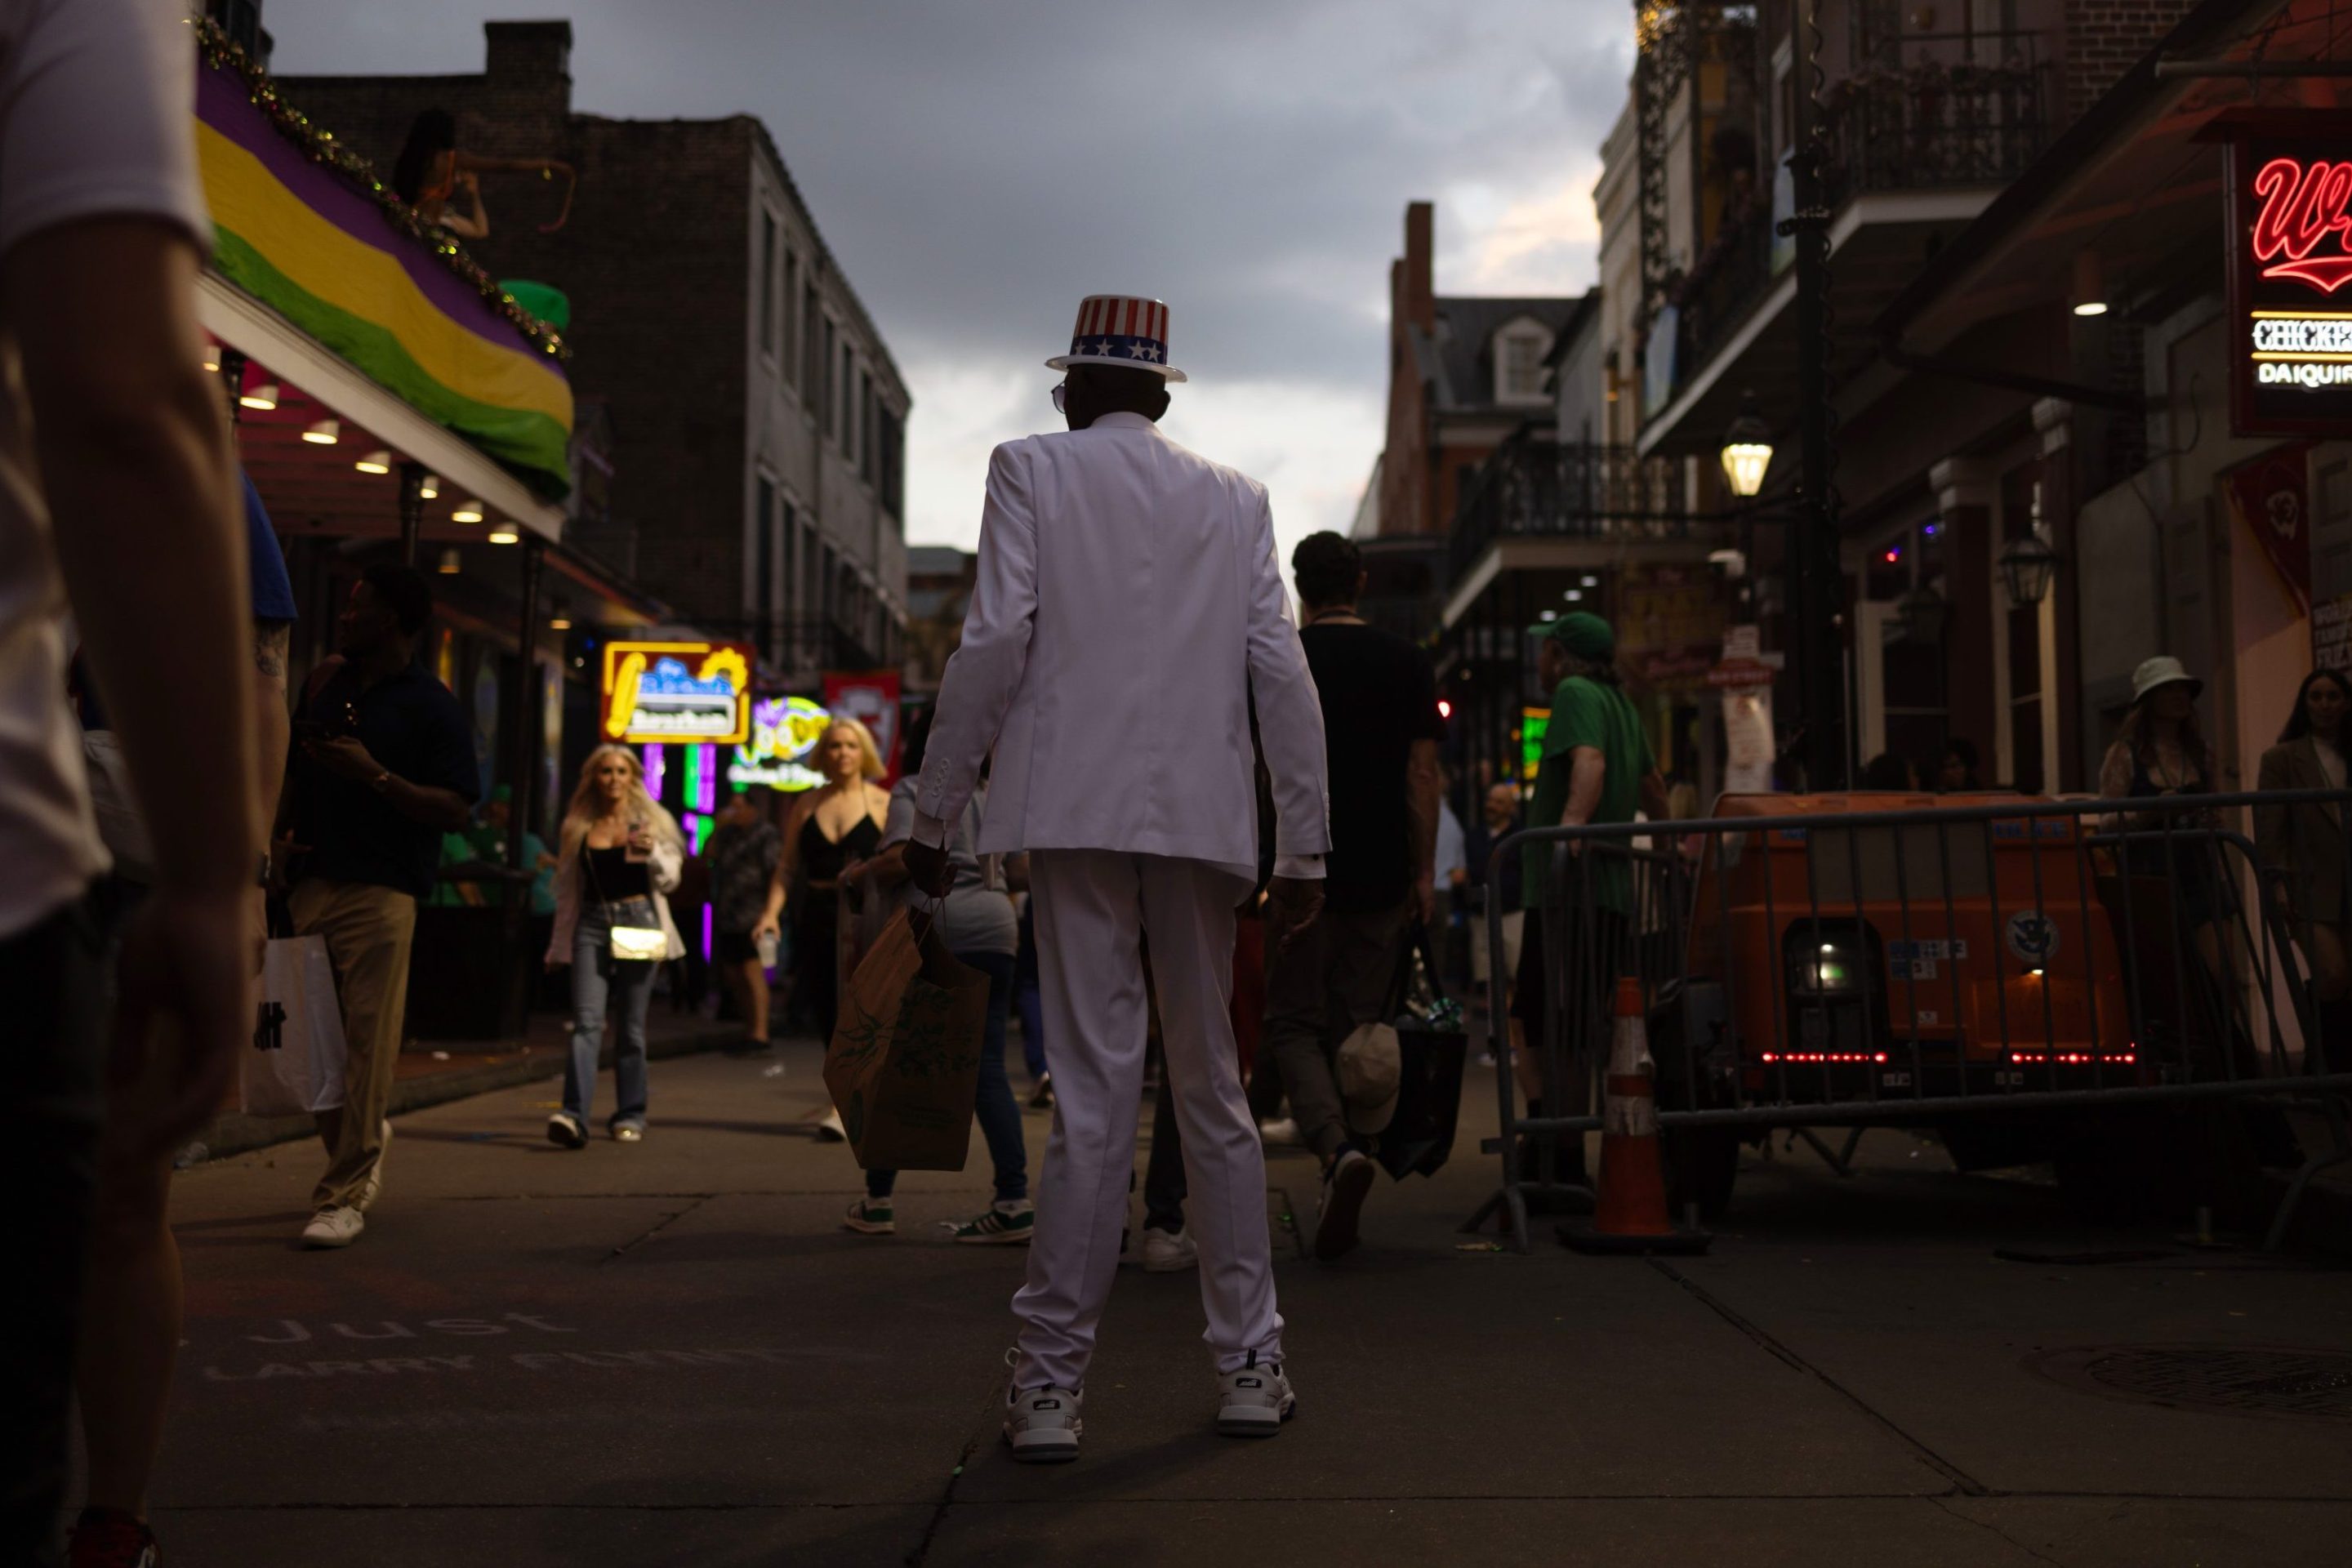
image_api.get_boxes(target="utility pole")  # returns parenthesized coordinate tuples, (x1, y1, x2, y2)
(1782, 0, 1849, 790)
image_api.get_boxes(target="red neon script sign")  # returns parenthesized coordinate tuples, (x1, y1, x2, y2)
(2252, 157, 2352, 294)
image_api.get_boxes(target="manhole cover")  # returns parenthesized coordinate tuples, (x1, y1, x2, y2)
(2025, 1343, 2352, 1422)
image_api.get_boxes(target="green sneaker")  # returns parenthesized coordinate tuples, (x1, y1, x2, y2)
(951, 1203, 1036, 1245)
(843, 1196, 895, 1235)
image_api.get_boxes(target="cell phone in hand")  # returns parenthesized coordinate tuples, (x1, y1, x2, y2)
(623, 822, 651, 863)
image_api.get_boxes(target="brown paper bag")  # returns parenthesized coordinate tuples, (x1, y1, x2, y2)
(824, 908, 988, 1170)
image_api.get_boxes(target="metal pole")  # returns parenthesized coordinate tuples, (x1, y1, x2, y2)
(1785, 0, 1847, 790)
(509, 537, 544, 882)
(397, 461, 425, 568)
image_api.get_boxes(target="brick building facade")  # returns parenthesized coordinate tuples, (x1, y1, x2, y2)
(1374, 200, 1581, 539)
(282, 20, 910, 683)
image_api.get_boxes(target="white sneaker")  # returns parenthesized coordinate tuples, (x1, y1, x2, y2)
(1314, 1147, 1376, 1262)
(354, 1120, 392, 1211)
(1141, 1226, 1199, 1273)
(815, 1107, 848, 1142)
(300, 1205, 364, 1250)
(1001, 1350, 1083, 1464)
(1216, 1351, 1296, 1437)
(1257, 1116, 1298, 1147)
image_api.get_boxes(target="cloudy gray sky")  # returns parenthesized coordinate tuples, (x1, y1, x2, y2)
(269, 1, 1634, 561)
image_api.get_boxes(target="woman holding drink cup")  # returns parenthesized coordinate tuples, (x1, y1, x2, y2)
(546, 745, 686, 1147)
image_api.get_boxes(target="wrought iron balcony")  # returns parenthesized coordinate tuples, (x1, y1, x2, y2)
(1647, 29, 2051, 420)
(1447, 430, 1700, 585)
(1821, 32, 2049, 201)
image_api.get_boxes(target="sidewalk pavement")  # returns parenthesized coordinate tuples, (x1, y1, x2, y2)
(191, 1007, 742, 1164)
(149, 1034, 2352, 1567)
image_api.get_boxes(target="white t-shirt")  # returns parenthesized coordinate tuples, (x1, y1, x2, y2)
(0, 0, 210, 938)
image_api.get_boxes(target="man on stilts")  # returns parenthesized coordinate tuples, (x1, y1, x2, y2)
(906, 295, 1329, 1463)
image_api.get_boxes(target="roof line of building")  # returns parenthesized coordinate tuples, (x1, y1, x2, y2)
(742, 117, 908, 403)
(272, 69, 910, 407)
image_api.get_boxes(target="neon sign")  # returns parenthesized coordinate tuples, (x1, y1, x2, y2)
(600, 641, 751, 746)
(2251, 158, 2352, 294)
(728, 695, 832, 792)
(2216, 114, 2352, 436)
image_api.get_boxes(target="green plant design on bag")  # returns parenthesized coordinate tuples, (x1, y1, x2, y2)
(886, 982, 982, 1080)
(832, 1004, 893, 1071)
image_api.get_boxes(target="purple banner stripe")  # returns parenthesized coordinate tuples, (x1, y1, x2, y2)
(197, 64, 565, 380)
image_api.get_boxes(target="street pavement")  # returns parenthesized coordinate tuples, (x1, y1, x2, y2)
(149, 1033, 2352, 1566)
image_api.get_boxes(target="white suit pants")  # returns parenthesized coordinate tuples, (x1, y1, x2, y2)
(1011, 850, 1285, 1391)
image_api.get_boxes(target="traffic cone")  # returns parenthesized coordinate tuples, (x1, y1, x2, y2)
(1558, 977, 1711, 1255)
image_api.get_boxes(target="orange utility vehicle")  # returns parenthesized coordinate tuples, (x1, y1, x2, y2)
(1652, 791, 2159, 1216)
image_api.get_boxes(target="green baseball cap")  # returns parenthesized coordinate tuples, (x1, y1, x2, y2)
(1529, 611, 1614, 662)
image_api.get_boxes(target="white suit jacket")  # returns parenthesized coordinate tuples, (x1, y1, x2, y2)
(915, 412, 1330, 883)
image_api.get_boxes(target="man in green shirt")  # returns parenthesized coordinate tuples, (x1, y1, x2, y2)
(1511, 612, 1666, 1186)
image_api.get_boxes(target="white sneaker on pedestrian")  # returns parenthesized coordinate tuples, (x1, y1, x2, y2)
(1257, 1116, 1298, 1147)
(1140, 1226, 1198, 1273)
(1314, 1147, 1376, 1262)
(815, 1107, 848, 1142)
(1001, 1349, 1083, 1463)
(354, 1120, 392, 1211)
(300, 1205, 364, 1250)
(546, 1113, 587, 1150)
(1216, 1351, 1296, 1437)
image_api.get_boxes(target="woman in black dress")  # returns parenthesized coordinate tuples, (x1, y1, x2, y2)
(755, 719, 889, 1134)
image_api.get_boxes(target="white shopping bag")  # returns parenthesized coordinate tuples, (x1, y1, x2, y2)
(241, 936, 349, 1117)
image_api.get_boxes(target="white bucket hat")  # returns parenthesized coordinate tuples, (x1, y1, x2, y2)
(1336, 1021, 1402, 1135)
(1045, 295, 1187, 382)
(2131, 655, 2203, 706)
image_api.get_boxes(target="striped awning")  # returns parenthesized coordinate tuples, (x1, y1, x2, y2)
(194, 57, 573, 500)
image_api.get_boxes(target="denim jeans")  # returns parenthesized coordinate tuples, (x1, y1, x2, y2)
(867, 950, 1025, 1203)
(565, 898, 657, 1130)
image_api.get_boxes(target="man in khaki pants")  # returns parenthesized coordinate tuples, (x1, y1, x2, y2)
(277, 563, 479, 1249)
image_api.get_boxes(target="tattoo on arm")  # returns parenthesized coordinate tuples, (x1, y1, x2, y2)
(252, 620, 290, 682)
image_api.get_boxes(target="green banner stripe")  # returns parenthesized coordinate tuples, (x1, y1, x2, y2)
(213, 227, 571, 500)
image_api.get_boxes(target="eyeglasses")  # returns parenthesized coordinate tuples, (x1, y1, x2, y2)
(1050, 382, 1067, 414)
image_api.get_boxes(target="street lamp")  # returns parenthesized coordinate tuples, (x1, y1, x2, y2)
(1998, 532, 2059, 608)
(1719, 390, 1773, 499)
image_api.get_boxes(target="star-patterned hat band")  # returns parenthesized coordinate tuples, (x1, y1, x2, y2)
(1045, 295, 1187, 383)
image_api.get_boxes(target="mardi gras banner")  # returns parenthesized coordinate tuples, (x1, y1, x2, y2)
(194, 54, 573, 497)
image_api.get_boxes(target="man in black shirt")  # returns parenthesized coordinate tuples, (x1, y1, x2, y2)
(1263, 532, 1443, 1261)
(276, 564, 478, 1250)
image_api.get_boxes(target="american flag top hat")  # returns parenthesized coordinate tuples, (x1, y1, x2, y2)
(1045, 295, 1187, 382)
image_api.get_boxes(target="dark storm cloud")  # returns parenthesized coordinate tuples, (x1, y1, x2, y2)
(266, 1, 1633, 541)
(270, 1, 1628, 373)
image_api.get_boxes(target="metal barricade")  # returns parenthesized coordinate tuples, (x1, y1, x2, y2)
(1464, 791, 2352, 1254)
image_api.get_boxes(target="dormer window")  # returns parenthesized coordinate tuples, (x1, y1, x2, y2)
(1495, 317, 1553, 404)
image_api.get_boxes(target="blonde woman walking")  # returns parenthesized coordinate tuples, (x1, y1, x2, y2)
(755, 719, 892, 1050)
(546, 746, 686, 1147)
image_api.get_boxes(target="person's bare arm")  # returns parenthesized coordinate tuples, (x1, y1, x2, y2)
(439, 172, 488, 240)
(1406, 737, 1441, 923)
(862, 843, 911, 890)
(1562, 746, 1608, 830)
(755, 796, 813, 936)
(300, 734, 470, 829)
(1638, 768, 1670, 821)
(8, 218, 256, 1153)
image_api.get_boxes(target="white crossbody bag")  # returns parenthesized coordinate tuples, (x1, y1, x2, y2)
(585, 833, 667, 963)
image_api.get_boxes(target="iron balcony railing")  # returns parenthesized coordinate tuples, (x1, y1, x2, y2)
(1446, 430, 1700, 585)
(1824, 30, 2049, 200)
(1655, 28, 2051, 416)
